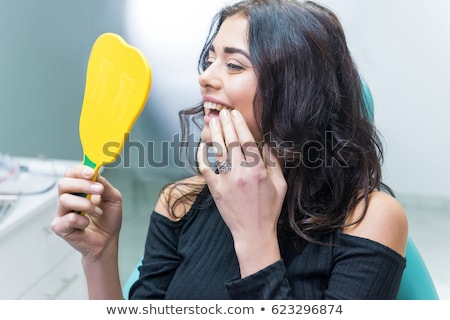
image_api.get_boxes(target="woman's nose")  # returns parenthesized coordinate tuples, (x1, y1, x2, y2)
(198, 64, 221, 90)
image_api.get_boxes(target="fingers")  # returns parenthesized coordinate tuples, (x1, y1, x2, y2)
(51, 213, 90, 237)
(197, 141, 217, 183)
(65, 164, 96, 180)
(219, 110, 238, 147)
(199, 110, 237, 182)
(220, 110, 245, 166)
(58, 165, 101, 195)
(200, 109, 284, 180)
(95, 174, 122, 209)
(228, 110, 260, 167)
(215, 109, 260, 165)
(57, 176, 103, 198)
(202, 109, 265, 174)
(57, 192, 103, 217)
(209, 117, 228, 162)
(262, 144, 287, 193)
(56, 165, 105, 217)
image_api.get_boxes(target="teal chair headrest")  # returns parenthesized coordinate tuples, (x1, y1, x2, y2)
(361, 77, 375, 123)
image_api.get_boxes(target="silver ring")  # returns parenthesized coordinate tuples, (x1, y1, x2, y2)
(215, 159, 231, 174)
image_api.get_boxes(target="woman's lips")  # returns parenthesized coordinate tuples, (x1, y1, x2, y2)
(203, 101, 232, 124)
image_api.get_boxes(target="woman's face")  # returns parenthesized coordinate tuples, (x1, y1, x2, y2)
(199, 14, 260, 144)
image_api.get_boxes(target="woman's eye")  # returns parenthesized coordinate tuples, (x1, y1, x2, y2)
(226, 62, 243, 72)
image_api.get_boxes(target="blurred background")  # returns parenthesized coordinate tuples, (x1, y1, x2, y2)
(0, 0, 448, 299)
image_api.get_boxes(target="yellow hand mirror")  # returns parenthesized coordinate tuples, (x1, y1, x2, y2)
(77, 33, 151, 211)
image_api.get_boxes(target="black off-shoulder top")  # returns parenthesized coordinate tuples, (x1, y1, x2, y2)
(129, 199, 406, 300)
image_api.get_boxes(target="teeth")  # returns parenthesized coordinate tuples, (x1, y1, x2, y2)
(204, 101, 227, 111)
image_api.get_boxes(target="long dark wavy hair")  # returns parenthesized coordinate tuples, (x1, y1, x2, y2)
(167, 0, 391, 243)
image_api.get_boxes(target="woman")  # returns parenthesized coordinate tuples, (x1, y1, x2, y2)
(52, 0, 408, 299)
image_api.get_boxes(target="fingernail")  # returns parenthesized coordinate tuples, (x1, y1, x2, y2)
(220, 109, 230, 119)
(94, 206, 103, 216)
(210, 118, 218, 127)
(90, 183, 102, 193)
(231, 109, 239, 118)
(82, 167, 94, 178)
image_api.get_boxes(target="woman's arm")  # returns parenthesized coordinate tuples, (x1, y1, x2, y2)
(197, 109, 287, 278)
(322, 191, 409, 299)
(343, 191, 408, 257)
(81, 236, 123, 299)
(51, 165, 124, 299)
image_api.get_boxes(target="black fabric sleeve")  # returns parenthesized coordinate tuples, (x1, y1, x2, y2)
(225, 260, 293, 299)
(225, 233, 406, 300)
(324, 233, 406, 299)
(128, 211, 184, 299)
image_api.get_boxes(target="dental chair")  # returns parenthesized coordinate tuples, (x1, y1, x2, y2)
(361, 78, 438, 299)
(122, 80, 440, 300)
(397, 237, 439, 299)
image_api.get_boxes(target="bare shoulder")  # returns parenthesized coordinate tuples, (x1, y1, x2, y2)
(343, 191, 408, 256)
(154, 175, 205, 221)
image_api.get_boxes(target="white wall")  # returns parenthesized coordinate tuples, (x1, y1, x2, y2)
(319, 0, 450, 198)
(1, 0, 448, 198)
(0, 0, 126, 160)
(126, 0, 450, 198)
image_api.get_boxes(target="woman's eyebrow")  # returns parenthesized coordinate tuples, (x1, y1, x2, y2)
(209, 44, 250, 60)
(224, 46, 250, 60)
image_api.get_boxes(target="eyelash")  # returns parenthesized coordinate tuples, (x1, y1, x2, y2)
(226, 62, 243, 71)
(203, 59, 244, 72)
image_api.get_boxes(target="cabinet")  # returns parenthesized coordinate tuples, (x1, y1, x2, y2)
(0, 158, 88, 299)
